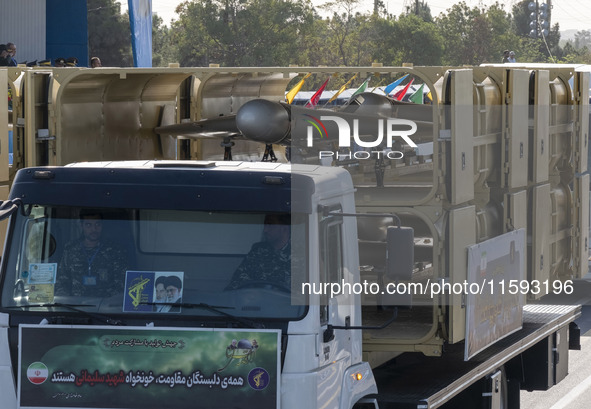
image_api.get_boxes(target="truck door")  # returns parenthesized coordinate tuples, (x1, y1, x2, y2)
(319, 208, 353, 367)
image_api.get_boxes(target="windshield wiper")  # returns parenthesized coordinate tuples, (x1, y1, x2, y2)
(145, 302, 263, 328)
(5, 303, 124, 326)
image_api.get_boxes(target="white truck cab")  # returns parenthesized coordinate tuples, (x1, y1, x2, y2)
(0, 160, 377, 409)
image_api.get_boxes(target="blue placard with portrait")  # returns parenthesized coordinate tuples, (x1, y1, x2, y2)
(123, 271, 185, 313)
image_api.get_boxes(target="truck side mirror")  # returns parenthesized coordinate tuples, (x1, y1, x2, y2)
(385, 226, 414, 282)
(0, 198, 22, 221)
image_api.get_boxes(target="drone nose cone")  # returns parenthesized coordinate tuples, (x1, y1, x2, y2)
(236, 99, 290, 144)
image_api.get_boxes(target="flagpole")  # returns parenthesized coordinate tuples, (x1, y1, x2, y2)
(322, 74, 358, 108)
(370, 78, 386, 93)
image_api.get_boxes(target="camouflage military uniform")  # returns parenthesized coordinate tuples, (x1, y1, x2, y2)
(55, 240, 128, 297)
(226, 241, 291, 290)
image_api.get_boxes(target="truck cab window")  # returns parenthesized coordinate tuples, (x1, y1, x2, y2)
(319, 216, 344, 324)
(1, 206, 306, 321)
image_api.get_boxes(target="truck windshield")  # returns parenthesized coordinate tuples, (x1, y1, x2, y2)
(0, 205, 307, 321)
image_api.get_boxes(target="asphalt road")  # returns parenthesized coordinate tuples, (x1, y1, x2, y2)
(520, 293, 591, 408)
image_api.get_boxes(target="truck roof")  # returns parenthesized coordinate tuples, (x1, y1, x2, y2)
(11, 160, 355, 213)
(65, 160, 356, 201)
(65, 160, 293, 171)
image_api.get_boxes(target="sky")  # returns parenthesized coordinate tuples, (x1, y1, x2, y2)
(119, 0, 591, 32)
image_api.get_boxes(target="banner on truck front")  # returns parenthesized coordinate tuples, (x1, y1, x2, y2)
(18, 326, 280, 409)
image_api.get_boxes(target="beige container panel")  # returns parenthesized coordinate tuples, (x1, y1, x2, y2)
(198, 73, 294, 119)
(548, 77, 571, 178)
(52, 70, 192, 165)
(531, 70, 550, 185)
(0, 70, 8, 183)
(473, 76, 502, 139)
(574, 71, 589, 174)
(529, 183, 550, 297)
(447, 204, 476, 344)
(8, 68, 26, 179)
(504, 69, 529, 189)
(504, 190, 527, 232)
(574, 174, 590, 279)
(474, 199, 503, 243)
(0, 185, 9, 248)
(447, 69, 474, 205)
(549, 180, 573, 281)
(472, 76, 502, 199)
(358, 206, 440, 356)
(23, 70, 52, 167)
(471, 72, 504, 244)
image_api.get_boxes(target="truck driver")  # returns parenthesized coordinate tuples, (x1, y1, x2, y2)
(55, 209, 128, 297)
(225, 213, 291, 291)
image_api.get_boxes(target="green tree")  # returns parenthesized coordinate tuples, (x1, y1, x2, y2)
(171, 0, 315, 67)
(559, 41, 580, 63)
(435, 2, 485, 65)
(320, 0, 371, 66)
(574, 30, 591, 50)
(404, 0, 432, 23)
(544, 23, 562, 61)
(87, 0, 133, 67)
(512, 0, 531, 37)
(389, 14, 443, 66)
(152, 14, 175, 67)
(435, 2, 520, 65)
(486, 3, 521, 62)
(298, 17, 332, 66)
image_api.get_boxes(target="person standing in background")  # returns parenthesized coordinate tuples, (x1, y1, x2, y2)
(502, 50, 510, 63)
(0, 45, 12, 66)
(90, 56, 102, 68)
(6, 43, 17, 66)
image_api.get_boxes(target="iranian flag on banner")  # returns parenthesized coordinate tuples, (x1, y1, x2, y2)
(27, 362, 48, 385)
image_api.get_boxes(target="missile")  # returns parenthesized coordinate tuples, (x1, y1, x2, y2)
(155, 115, 240, 139)
(155, 92, 431, 147)
(235, 99, 291, 145)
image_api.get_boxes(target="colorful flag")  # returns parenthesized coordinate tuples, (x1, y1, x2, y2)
(327, 74, 358, 104)
(306, 78, 330, 107)
(345, 77, 371, 105)
(286, 73, 312, 104)
(409, 84, 425, 104)
(392, 78, 414, 101)
(384, 74, 409, 96)
(350, 77, 371, 99)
